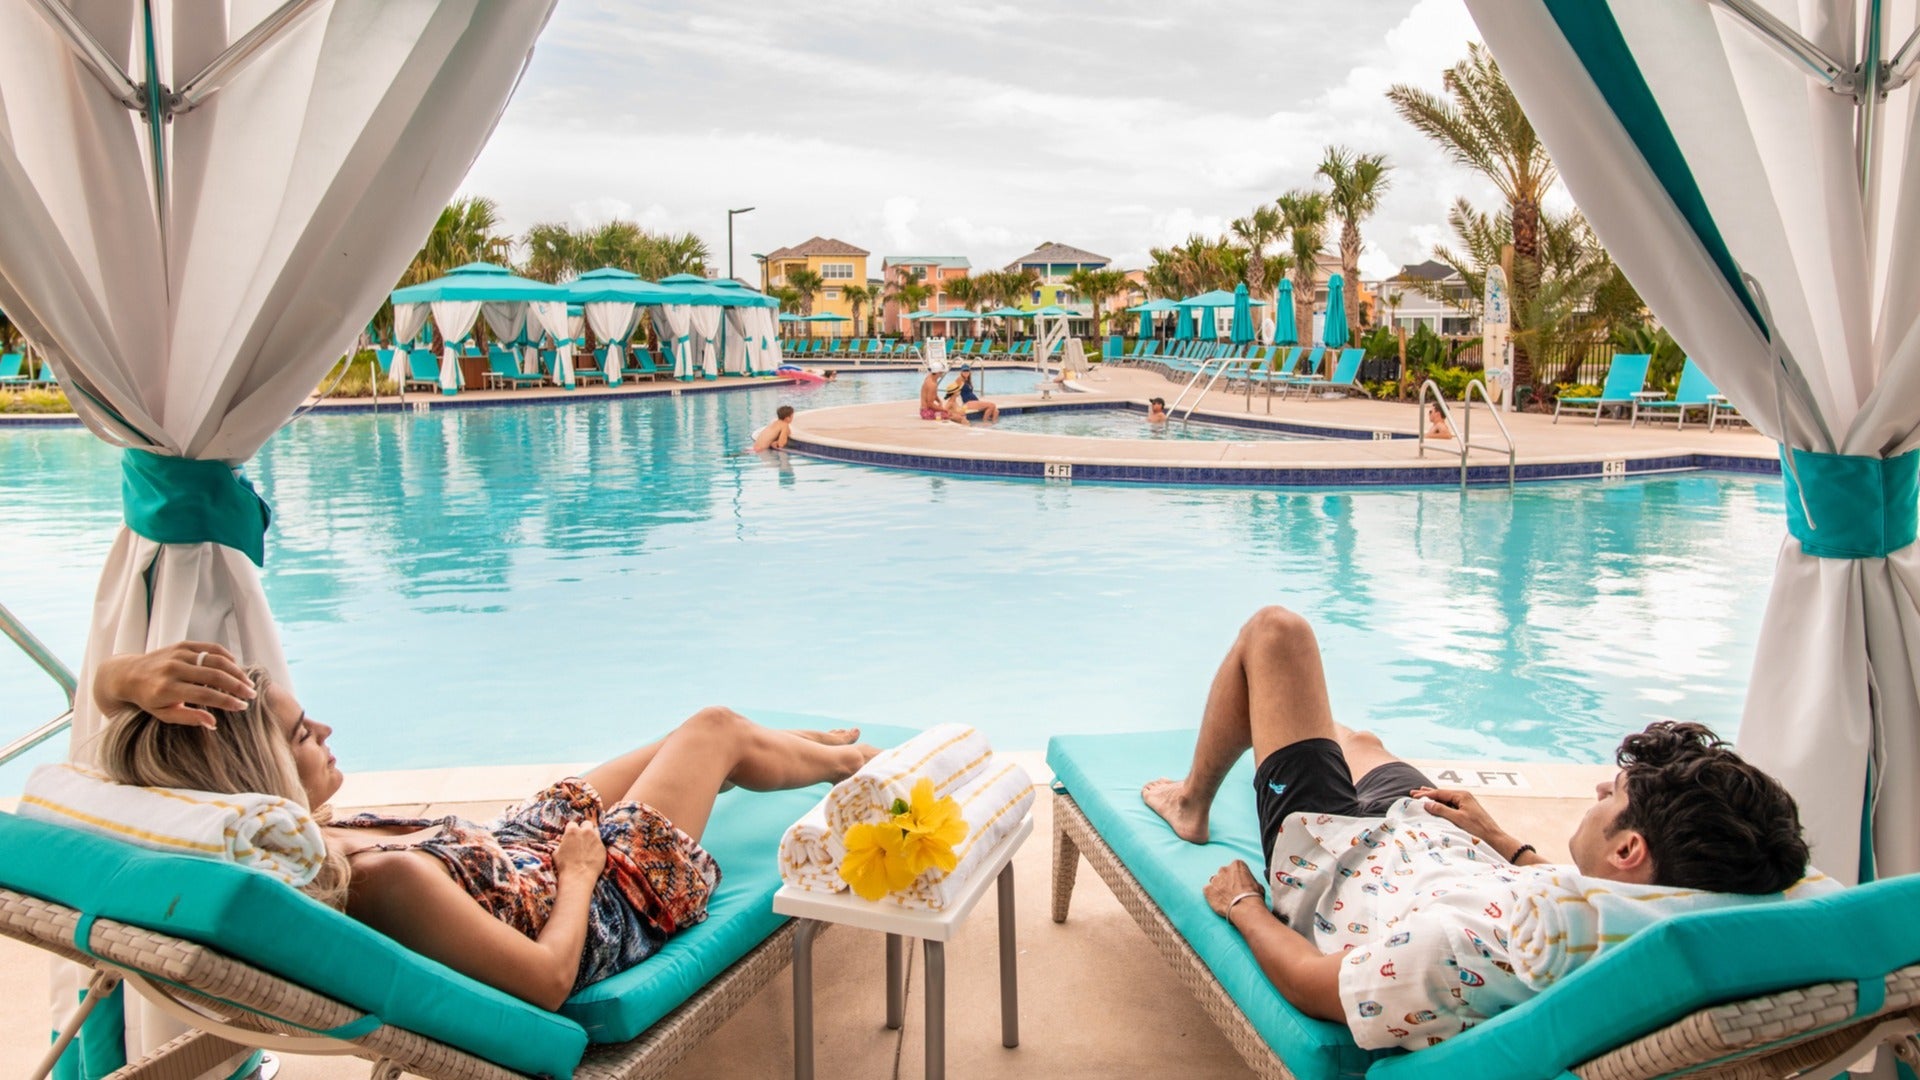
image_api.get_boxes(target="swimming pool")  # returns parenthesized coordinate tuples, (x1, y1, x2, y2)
(0, 372, 1783, 793)
(988, 405, 1313, 442)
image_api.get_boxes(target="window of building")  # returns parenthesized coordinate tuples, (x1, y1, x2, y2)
(824, 288, 842, 300)
(821, 263, 854, 280)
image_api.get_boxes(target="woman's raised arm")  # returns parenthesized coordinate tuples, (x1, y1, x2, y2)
(93, 642, 255, 728)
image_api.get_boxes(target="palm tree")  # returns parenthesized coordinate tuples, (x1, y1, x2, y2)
(842, 283, 874, 338)
(520, 221, 578, 283)
(1277, 189, 1331, 343)
(1317, 146, 1393, 331)
(786, 268, 824, 320)
(399, 196, 510, 288)
(642, 231, 711, 279)
(888, 278, 932, 337)
(1388, 43, 1555, 386)
(1064, 267, 1131, 336)
(1229, 205, 1287, 301)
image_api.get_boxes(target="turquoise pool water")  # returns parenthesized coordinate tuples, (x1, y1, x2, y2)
(990, 406, 1310, 442)
(0, 372, 1783, 793)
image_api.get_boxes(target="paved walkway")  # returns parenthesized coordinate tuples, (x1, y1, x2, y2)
(789, 368, 1775, 484)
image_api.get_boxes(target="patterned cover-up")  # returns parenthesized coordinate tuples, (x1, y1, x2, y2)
(338, 778, 720, 992)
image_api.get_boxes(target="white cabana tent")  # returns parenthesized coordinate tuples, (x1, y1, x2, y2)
(390, 262, 568, 393)
(1464, 2, 1920, 885)
(652, 274, 780, 379)
(0, 1, 555, 1068)
(566, 267, 697, 386)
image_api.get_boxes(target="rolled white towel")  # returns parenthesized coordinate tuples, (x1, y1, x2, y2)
(778, 798, 845, 894)
(18, 763, 328, 887)
(824, 724, 992, 839)
(885, 757, 1035, 912)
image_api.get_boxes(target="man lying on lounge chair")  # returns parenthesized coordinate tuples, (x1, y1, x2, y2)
(1144, 606, 1810, 1051)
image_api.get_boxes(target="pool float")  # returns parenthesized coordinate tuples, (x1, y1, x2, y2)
(776, 365, 828, 383)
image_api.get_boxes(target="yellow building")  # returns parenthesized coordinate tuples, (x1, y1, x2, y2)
(757, 237, 871, 332)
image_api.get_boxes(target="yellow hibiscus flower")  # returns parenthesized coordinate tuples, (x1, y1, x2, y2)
(895, 777, 968, 877)
(839, 821, 916, 901)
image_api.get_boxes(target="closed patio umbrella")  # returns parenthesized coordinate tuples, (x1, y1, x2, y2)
(1465, 2, 1920, 883)
(1275, 280, 1298, 345)
(1322, 275, 1349, 348)
(1230, 283, 1255, 345)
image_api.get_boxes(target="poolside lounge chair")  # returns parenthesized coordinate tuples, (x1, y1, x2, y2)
(573, 349, 609, 387)
(1631, 358, 1721, 431)
(628, 347, 669, 382)
(485, 346, 544, 390)
(0, 352, 28, 386)
(1047, 729, 1920, 1080)
(35, 360, 60, 387)
(1291, 348, 1367, 400)
(405, 350, 444, 393)
(1555, 353, 1652, 424)
(6, 722, 919, 1080)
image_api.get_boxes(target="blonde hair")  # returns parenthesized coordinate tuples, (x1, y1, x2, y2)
(99, 668, 351, 908)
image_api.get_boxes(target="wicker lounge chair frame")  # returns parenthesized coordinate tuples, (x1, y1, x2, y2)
(3, 885, 826, 1080)
(1049, 790, 1920, 1080)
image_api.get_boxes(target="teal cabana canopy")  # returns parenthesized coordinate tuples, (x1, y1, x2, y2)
(984, 305, 1035, 318)
(1177, 288, 1266, 308)
(1230, 282, 1254, 345)
(564, 267, 695, 306)
(389, 261, 564, 305)
(1274, 280, 1297, 345)
(1128, 297, 1182, 336)
(1322, 274, 1349, 348)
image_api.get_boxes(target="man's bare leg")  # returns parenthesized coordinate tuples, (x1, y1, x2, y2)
(1333, 724, 1405, 782)
(1143, 607, 1337, 843)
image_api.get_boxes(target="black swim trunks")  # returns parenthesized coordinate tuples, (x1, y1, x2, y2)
(1253, 738, 1432, 862)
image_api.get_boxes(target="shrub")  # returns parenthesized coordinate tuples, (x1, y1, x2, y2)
(318, 350, 399, 398)
(0, 388, 71, 414)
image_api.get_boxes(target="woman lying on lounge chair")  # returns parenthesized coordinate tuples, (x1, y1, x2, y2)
(91, 641, 879, 1011)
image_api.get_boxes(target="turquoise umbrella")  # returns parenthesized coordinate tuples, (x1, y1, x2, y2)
(1323, 274, 1349, 347)
(1230, 282, 1254, 345)
(1175, 306, 1194, 340)
(1126, 297, 1181, 337)
(1274, 280, 1298, 345)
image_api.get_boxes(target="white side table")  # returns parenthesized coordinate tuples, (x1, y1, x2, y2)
(774, 815, 1032, 1080)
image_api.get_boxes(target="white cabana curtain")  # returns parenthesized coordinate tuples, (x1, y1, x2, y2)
(0, 2, 555, 1068)
(1466, 2, 1920, 884)
(393, 302, 431, 349)
(430, 298, 481, 393)
(530, 300, 573, 388)
(763, 309, 785, 366)
(651, 303, 694, 378)
(723, 308, 752, 374)
(584, 299, 639, 386)
(481, 300, 532, 374)
(688, 305, 723, 378)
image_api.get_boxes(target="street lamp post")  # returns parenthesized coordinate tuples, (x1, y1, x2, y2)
(727, 206, 755, 282)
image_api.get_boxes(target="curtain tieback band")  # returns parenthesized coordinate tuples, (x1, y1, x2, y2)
(121, 449, 273, 567)
(1780, 447, 1918, 559)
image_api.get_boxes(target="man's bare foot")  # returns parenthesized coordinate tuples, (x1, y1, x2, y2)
(1142, 778, 1210, 844)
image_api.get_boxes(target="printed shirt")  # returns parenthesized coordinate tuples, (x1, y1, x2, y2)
(1265, 797, 1537, 1051)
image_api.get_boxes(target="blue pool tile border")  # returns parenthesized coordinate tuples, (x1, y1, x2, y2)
(786, 438, 1782, 488)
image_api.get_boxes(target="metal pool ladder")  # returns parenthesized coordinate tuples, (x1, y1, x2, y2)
(1417, 378, 1516, 489)
(0, 600, 76, 767)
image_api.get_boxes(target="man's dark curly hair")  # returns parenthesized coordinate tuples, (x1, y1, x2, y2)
(1611, 722, 1809, 894)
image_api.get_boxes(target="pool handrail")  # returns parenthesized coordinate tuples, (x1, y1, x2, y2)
(1417, 378, 1516, 488)
(0, 600, 76, 768)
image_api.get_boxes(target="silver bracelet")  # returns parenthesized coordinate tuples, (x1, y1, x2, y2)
(1225, 890, 1266, 917)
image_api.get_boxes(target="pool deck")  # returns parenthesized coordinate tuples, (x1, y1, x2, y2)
(788, 367, 1779, 486)
(0, 752, 1607, 1079)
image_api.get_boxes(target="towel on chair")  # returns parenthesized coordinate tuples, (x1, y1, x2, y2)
(823, 724, 992, 838)
(777, 799, 845, 894)
(884, 757, 1035, 912)
(18, 763, 328, 887)
(1508, 868, 1840, 989)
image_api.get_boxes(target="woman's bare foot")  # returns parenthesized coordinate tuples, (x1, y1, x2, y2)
(792, 727, 861, 746)
(1142, 778, 1210, 844)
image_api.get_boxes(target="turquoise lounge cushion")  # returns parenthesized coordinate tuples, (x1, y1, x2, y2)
(0, 810, 587, 1079)
(561, 720, 918, 1043)
(1051, 730, 1920, 1080)
(1047, 730, 1384, 1080)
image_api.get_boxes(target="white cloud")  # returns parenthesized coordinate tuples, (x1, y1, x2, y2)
(461, 0, 1504, 282)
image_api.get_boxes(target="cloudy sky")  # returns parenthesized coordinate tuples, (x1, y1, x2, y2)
(463, 0, 1509, 281)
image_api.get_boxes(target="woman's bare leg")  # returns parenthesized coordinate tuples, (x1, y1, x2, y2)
(581, 726, 859, 804)
(1143, 606, 1337, 843)
(620, 708, 877, 842)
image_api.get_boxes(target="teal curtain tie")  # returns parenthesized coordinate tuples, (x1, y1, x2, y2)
(1780, 447, 1919, 559)
(122, 450, 273, 567)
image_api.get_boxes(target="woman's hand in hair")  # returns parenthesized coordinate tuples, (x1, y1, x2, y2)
(95, 642, 255, 728)
(553, 820, 607, 885)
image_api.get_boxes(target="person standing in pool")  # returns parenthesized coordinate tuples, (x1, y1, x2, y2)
(751, 405, 795, 451)
(1147, 398, 1169, 424)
